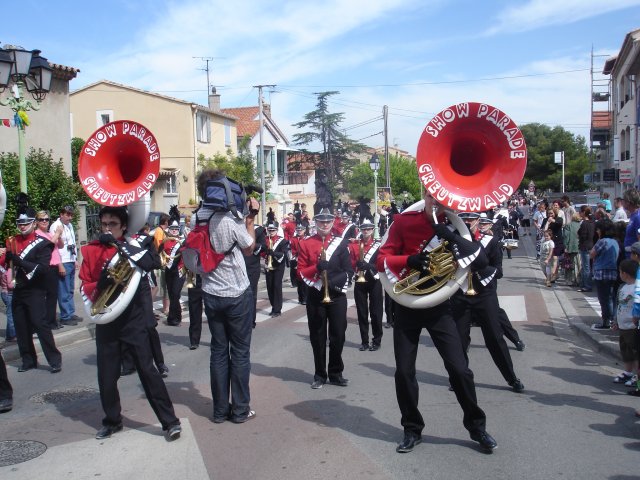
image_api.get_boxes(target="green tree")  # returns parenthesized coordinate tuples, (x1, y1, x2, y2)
(520, 123, 590, 193)
(196, 136, 260, 192)
(292, 91, 365, 195)
(343, 154, 422, 202)
(0, 149, 82, 240)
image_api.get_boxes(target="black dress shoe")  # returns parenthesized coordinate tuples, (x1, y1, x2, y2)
(509, 379, 525, 393)
(189, 344, 199, 350)
(515, 340, 525, 351)
(396, 432, 422, 453)
(271, 312, 281, 317)
(95, 423, 123, 439)
(310, 379, 326, 389)
(50, 365, 62, 374)
(0, 398, 13, 413)
(60, 319, 78, 326)
(18, 364, 36, 372)
(157, 364, 169, 378)
(369, 344, 380, 351)
(470, 430, 497, 452)
(329, 376, 349, 387)
(166, 423, 182, 441)
(359, 343, 369, 351)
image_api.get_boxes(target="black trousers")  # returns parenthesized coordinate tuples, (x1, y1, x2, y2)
(393, 302, 486, 436)
(498, 307, 521, 346)
(265, 265, 285, 314)
(44, 266, 59, 329)
(188, 275, 203, 345)
(13, 287, 61, 368)
(384, 292, 396, 325)
(95, 305, 178, 430)
(246, 263, 261, 325)
(354, 279, 383, 345)
(165, 269, 185, 324)
(451, 291, 518, 385)
(306, 290, 347, 382)
(0, 353, 12, 401)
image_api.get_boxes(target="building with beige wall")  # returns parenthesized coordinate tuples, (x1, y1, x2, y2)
(70, 80, 237, 212)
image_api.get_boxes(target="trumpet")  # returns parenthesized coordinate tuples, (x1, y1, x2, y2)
(184, 269, 195, 289)
(266, 235, 274, 271)
(320, 241, 332, 304)
(465, 271, 477, 296)
(160, 235, 182, 268)
(355, 239, 367, 283)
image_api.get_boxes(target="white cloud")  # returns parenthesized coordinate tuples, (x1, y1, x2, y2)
(486, 0, 640, 35)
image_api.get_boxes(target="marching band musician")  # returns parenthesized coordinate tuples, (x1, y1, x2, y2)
(289, 224, 308, 305)
(263, 223, 288, 317)
(332, 210, 357, 246)
(297, 208, 353, 389)
(243, 223, 266, 328)
(478, 214, 526, 351)
(162, 212, 185, 327)
(348, 217, 383, 351)
(1, 207, 61, 374)
(376, 191, 497, 454)
(449, 213, 525, 393)
(79, 206, 181, 441)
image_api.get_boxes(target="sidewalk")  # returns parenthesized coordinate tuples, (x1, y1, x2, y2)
(518, 231, 622, 362)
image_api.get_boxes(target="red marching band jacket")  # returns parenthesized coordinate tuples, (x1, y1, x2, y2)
(348, 236, 381, 281)
(161, 237, 184, 275)
(1, 231, 52, 289)
(297, 234, 351, 293)
(79, 241, 120, 303)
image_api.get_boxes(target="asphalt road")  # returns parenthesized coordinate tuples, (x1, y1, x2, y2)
(1, 233, 639, 480)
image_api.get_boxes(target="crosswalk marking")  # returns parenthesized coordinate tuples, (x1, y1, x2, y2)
(153, 292, 529, 326)
(584, 296, 602, 317)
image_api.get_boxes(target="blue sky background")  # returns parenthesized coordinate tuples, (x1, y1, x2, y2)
(4, 0, 640, 154)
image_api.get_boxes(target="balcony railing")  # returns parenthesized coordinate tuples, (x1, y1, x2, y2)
(278, 172, 309, 185)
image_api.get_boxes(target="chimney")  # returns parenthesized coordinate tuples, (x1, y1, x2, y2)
(263, 103, 271, 117)
(208, 86, 220, 111)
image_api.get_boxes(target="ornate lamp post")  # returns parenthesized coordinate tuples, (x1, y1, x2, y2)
(369, 153, 380, 239)
(0, 45, 53, 193)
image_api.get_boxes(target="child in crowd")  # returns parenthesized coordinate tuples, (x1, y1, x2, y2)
(612, 259, 638, 386)
(540, 230, 555, 287)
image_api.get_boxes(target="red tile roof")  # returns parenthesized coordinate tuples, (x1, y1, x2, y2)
(221, 107, 260, 137)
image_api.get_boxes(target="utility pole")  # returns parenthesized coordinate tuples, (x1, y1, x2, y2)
(254, 84, 276, 225)
(383, 105, 390, 191)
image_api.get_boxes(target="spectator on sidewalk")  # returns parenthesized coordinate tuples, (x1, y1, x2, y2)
(623, 189, 640, 258)
(533, 202, 547, 259)
(0, 257, 15, 343)
(578, 206, 595, 292)
(613, 197, 628, 223)
(612, 259, 638, 386)
(564, 213, 581, 286)
(50, 205, 81, 326)
(540, 230, 555, 287)
(35, 211, 64, 330)
(591, 219, 619, 330)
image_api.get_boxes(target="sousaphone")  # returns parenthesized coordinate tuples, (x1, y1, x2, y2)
(379, 102, 527, 308)
(78, 120, 160, 323)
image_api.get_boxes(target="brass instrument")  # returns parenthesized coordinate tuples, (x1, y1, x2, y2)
(465, 271, 477, 296)
(185, 269, 196, 289)
(78, 120, 160, 324)
(91, 245, 136, 316)
(320, 241, 332, 304)
(266, 235, 274, 271)
(392, 241, 457, 295)
(355, 239, 367, 283)
(160, 235, 182, 268)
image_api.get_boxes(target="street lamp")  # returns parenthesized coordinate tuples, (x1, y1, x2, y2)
(0, 45, 53, 193)
(369, 153, 380, 239)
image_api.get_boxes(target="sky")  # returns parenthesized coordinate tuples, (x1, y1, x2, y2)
(3, 0, 640, 156)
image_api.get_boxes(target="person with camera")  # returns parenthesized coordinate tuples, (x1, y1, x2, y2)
(196, 169, 260, 424)
(50, 205, 81, 326)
